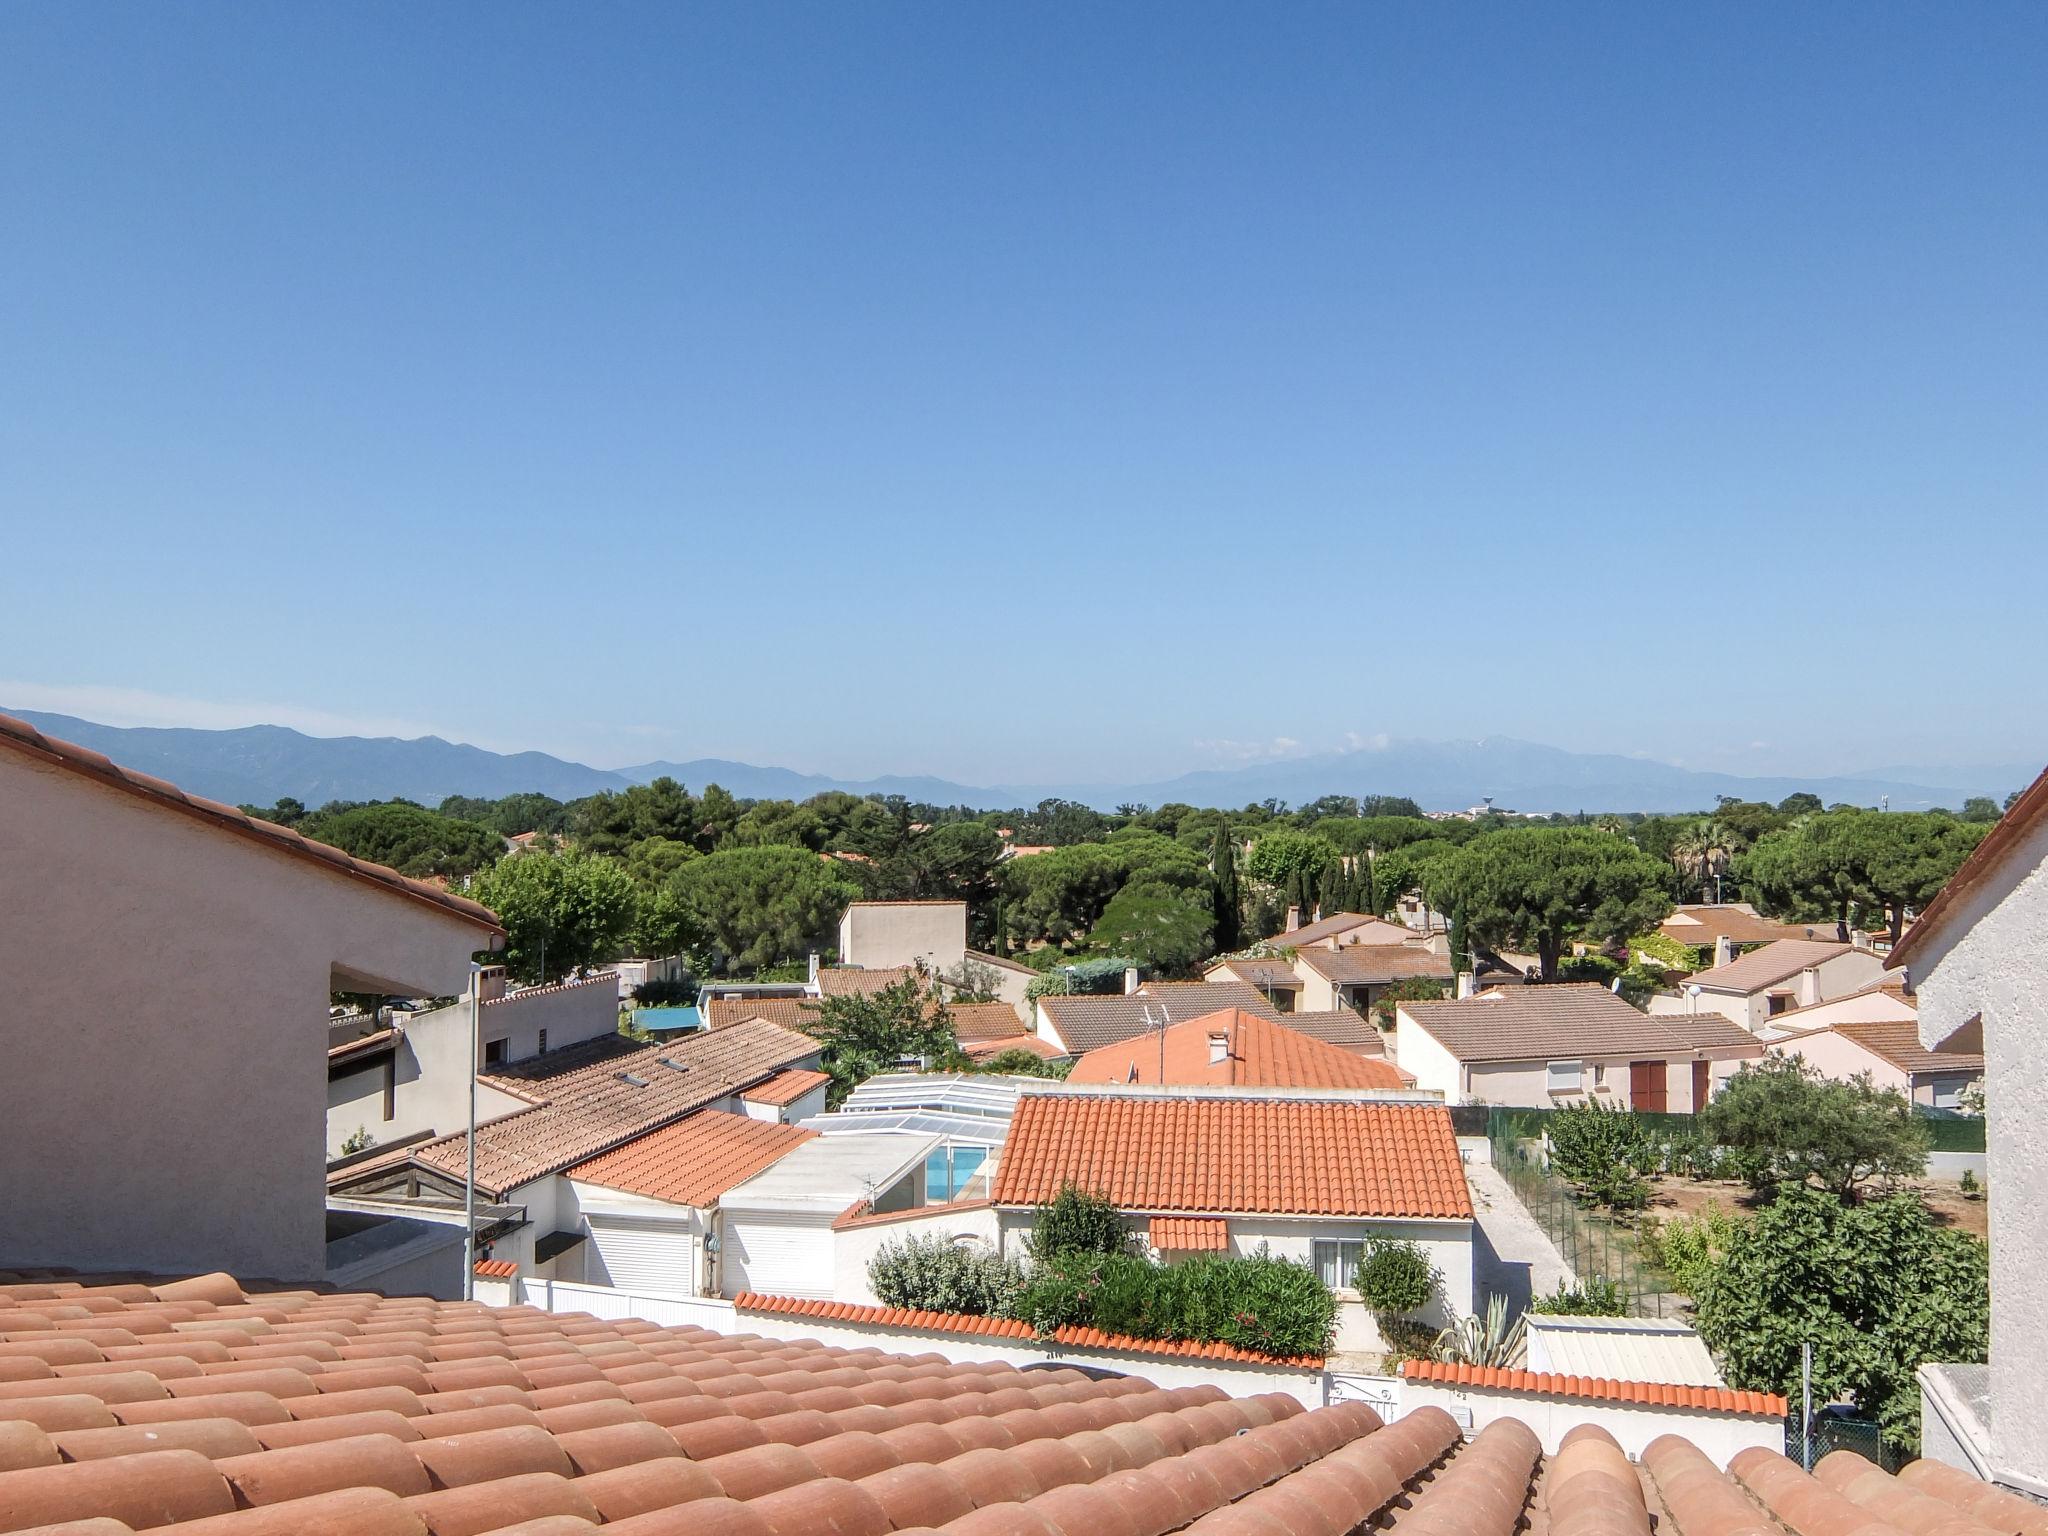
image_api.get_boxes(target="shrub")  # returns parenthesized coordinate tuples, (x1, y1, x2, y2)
(630, 977, 697, 1007)
(1022, 957, 1140, 1002)
(1370, 975, 1450, 1027)
(1959, 1169, 1981, 1199)
(1700, 1057, 1930, 1200)
(1432, 1295, 1525, 1367)
(1530, 1276, 1627, 1316)
(1640, 1206, 1743, 1297)
(1353, 1237, 1440, 1318)
(867, 1235, 1023, 1316)
(1009, 1248, 1337, 1359)
(339, 1127, 374, 1156)
(1026, 1185, 1134, 1261)
(969, 1048, 1070, 1080)
(1548, 1101, 1657, 1210)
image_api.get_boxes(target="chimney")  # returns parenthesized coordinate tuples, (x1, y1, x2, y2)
(1714, 936, 1735, 969)
(1123, 967, 1141, 996)
(474, 965, 507, 1003)
(1284, 905, 1301, 933)
(807, 951, 820, 986)
(1208, 1030, 1230, 1066)
(1456, 971, 1476, 1000)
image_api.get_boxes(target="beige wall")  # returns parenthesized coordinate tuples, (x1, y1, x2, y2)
(839, 902, 967, 973)
(1694, 950, 1890, 1032)
(0, 753, 493, 1281)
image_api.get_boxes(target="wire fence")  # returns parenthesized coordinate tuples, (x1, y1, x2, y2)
(1487, 1115, 1683, 1319)
(1785, 1412, 1903, 1472)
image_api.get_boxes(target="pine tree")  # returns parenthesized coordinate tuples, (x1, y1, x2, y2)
(1285, 867, 1308, 924)
(1211, 821, 1241, 953)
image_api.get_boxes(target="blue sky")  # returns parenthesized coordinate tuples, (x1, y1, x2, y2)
(3, 3, 2043, 786)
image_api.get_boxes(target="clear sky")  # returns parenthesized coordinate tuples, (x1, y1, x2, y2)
(3, 3, 2043, 786)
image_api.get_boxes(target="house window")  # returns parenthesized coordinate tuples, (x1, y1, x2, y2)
(1313, 1238, 1366, 1291)
(922, 1145, 990, 1202)
(537, 1029, 548, 1054)
(483, 1037, 508, 1068)
(1546, 1060, 1582, 1093)
(1591, 1063, 1607, 1091)
(1766, 993, 1792, 1016)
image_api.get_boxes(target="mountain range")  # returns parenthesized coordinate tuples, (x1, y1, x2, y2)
(4, 708, 2032, 817)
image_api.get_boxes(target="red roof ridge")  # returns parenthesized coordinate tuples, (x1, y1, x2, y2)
(483, 974, 616, 1007)
(0, 709, 505, 936)
(1890, 764, 2048, 973)
(732, 1291, 1324, 1365)
(1400, 1357, 1787, 1416)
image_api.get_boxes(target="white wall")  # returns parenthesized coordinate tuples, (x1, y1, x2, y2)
(1394, 1013, 1465, 1101)
(831, 1203, 1003, 1306)
(0, 748, 492, 1282)
(741, 1081, 829, 1124)
(839, 903, 968, 972)
(1898, 806, 2048, 1492)
(1402, 1379, 1783, 1465)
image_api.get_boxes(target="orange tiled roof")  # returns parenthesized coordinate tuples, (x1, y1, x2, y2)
(1149, 1215, 1230, 1252)
(567, 1109, 817, 1206)
(0, 710, 503, 936)
(991, 1093, 1474, 1219)
(1402, 1359, 1788, 1416)
(740, 1067, 832, 1106)
(734, 1292, 1322, 1365)
(0, 1269, 2019, 1536)
(471, 1258, 518, 1279)
(948, 1002, 1032, 1042)
(1066, 1008, 1408, 1091)
(702, 995, 819, 1031)
(815, 966, 918, 998)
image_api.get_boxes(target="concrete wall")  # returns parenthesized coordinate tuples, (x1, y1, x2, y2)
(0, 749, 492, 1282)
(839, 903, 967, 973)
(1393, 1013, 1465, 1101)
(831, 1203, 1003, 1307)
(1401, 1379, 1783, 1465)
(1899, 805, 2048, 1492)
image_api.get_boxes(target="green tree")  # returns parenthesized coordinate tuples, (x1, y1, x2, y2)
(873, 822, 1006, 920)
(664, 844, 859, 973)
(1960, 796, 2000, 824)
(299, 801, 504, 879)
(1737, 810, 1988, 943)
(566, 778, 700, 856)
(1026, 1185, 1133, 1261)
(1430, 826, 1675, 980)
(468, 849, 640, 983)
(1243, 829, 1340, 889)
(1776, 792, 1824, 817)
(728, 800, 829, 851)
(1448, 903, 1470, 978)
(1699, 1056, 1929, 1200)
(1695, 1184, 1987, 1450)
(804, 974, 955, 1104)
(1210, 820, 1241, 952)
(1088, 880, 1217, 974)
(439, 792, 569, 838)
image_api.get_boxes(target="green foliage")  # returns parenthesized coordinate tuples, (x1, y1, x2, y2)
(1694, 1184, 1988, 1450)
(569, 777, 704, 856)
(1640, 1206, 1745, 1297)
(1242, 829, 1340, 889)
(1433, 1295, 1526, 1368)
(630, 977, 696, 1006)
(865, 822, 1007, 930)
(1007, 1247, 1337, 1360)
(1530, 1276, 1627, 1315)
(1959, 1169, 1980, 1198)
(339, 1127, 375, 1156)
(1960, 797, 2000, 824)
(1627, 931, 1701, 972)
(1210, 820, 1241, 952)
(1088, 880, 1216, 974)
(1352, 1237, 1440, 1318)
(969, 1047, 1070, 1079)
(439, 792, 570, 838)
(1022, 956, 1139, 1001)
(1736, 810, 1988, 943)
(867, 1235, 1024, 1316)
(663, 844, 860, 973)
(805, 976, 955, 1105)
(468, 850, 640, 984)
(1369, 974, 1450, 1027)
(1025, 1184, 1133, 1262)
(1699, 1057, 1930, 1200)
(1431, 826, 1676, 980)
(1448, 904, 1470, 977)
(299, 801, 505, 879)
(1547, 1101, 1656, 1211)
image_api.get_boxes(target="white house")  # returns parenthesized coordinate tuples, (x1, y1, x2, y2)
(1652, 938, 1888, 1033)
(838, 899, 968, 973)
(1889, 765, 2048, 1495)
(1395, 984, 1762, 1110)
(987, 1085, 1476, 1353)
(1769, 1014, 1983, 1110)
(0, 710, 503, 1286)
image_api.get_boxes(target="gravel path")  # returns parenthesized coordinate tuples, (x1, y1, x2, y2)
(1465, 1157, 1576, 1314)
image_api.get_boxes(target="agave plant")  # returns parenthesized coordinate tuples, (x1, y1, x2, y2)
(1431, 1294, 1527, 1368)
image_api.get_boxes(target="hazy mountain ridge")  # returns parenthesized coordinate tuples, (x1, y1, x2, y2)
(5, 709, 2027, 815)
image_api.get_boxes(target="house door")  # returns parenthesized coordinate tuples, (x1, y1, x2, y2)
(1692, 1060, 1711, 1110)
(1629, 1061, 1668, 1111)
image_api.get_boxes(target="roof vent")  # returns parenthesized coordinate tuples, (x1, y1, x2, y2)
(656, 1057, 691, 1074)
(617, 1072, 650, 1087)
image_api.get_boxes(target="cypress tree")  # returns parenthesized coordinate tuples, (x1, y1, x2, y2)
(1449, 902, 1471, 979)
(1210, 820, 1241, 952)
(1285, 867, 1308, 923)
(1317, 859, 1344, 918)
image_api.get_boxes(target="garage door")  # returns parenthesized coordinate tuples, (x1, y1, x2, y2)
(583, 1215, 696, 1297)
(723, 1210, 833, 1299)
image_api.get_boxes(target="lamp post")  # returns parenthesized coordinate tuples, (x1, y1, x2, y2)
(463, 960, 482, 1301)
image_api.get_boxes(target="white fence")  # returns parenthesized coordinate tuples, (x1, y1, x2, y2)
(518, 1276, 739, 1334)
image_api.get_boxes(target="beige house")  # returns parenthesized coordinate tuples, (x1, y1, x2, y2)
(1292, 944, 1454, 1013)
(1649, 937, 1888, 1033)
(1202, 954, 1307, 1011)
(1887, 765, 2048, 1493)
(1272, 910, 1423, 950)
(1395, 984, 1762, 1109)
(0, 711, 503, 1283)
(1769, 1016, 1983, 1110)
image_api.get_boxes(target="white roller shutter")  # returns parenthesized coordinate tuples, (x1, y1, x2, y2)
(583, 1215, 696, 1297)
(724, 1210, 833, 1299)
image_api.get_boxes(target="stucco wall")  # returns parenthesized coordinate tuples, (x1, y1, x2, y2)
(1899, 806, 2048, 1491)
(839, 903, 967, 973)
(0, 751, 491, 1281)
(1769, 1031, 1909, 1094)
(1393, 1013, 1464, 1101)
(1400, 1380, 1783, 1465)
(830, 1203, 1003, 1306)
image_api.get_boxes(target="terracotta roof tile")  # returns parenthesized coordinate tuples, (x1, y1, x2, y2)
(1797, 1018, 1985, 1075)
(815, 967, 918, 999)
(0, 711, 503, 936)
(567, 1111, 817, 1207)
(990, 1093, 1473, 1219)
(1401, 984, 1762, 1063)
(1148, 1217, 1229, 1253)
(1659, 905, 1842, 948)
(1686, 938, 1856, 994)
(1271, 912, 1414, 948)
(1401, 1359, 1787, 1415)
(1066, 1009, 1407, 1091)
(702, 998, 819, 1033)
(740, 1069, 831, 1108)
(472, 1261, 519, 1280)
(959, 1035, 1064, 1063)
(1294, 947, 1454, 985)
(948, 1004, 1033, 1044)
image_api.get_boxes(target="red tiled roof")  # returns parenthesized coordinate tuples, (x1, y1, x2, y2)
(740, 1067, 831, 1106)
(948, 1002, 1032, 1042)
(1402, 1359, 1787, 1416)
(471, 1258, 518, 1279)
(0, 710, 504, 936)
(1149, 1216, 1230, 1252)
(567, 1109, 817, 1206)
(815, 966, 918, 998)
(1066, 1008, 1408, 1091)
(1890, 763, 2045, 972)
(734, 1292, 1323, 1365)
(991, 1093, 1474, 1219)
(0, 1269, 2019, 1536)
(702, 995, 819, 1031)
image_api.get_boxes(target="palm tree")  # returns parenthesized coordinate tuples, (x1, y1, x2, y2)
(1670, 818, 1733, 902)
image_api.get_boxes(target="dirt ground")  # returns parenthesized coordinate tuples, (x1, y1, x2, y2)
(1642, 1174, 1987, 1240)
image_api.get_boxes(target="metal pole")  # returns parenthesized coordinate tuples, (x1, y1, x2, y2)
(464, 964, 480, 1301)
(1801, 1342, 1814, 1469)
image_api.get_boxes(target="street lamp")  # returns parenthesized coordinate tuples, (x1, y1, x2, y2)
(463, 960, 483, 1301)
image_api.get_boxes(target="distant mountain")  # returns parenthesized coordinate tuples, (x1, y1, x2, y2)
(6, 709, 2032, 816)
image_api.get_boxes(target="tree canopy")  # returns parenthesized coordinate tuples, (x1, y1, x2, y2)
(663, 844, 860, 973)
(804, 974, 956, 1104)
(467, 849, 639, 983)
(1429, 826, 1674, 979)
(1698, 1056, 1930, 1200)
(298, 801, 504, 879)
(1736, 810, 1988, 942)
